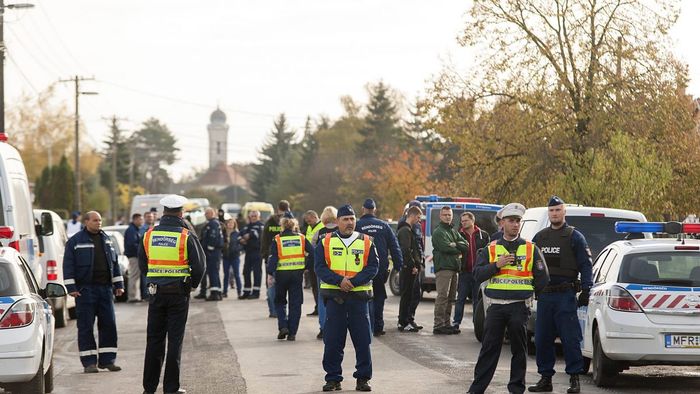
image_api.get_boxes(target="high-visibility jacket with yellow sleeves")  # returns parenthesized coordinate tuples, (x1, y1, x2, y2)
(320, 232, 373, 292)
(143, 228, 191, 278)
(305, 221, 324, 241)
(274, 233, 307, 271)
(485, 240, 534, 292)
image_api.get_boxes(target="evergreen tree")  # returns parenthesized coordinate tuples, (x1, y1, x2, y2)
(99, 118, 135, 189)
(131, 118, 178, 193)
(356, 81, 405, 159)
(35, 155, 74, 213)
(251, 114, 297, 201)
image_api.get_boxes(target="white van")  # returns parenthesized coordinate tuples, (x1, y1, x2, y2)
(0, 141, 46, 282)
(34, 209, 75, 328)
(130, 194, 168, 219)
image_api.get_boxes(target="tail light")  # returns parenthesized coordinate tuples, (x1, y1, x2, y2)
(0, 226, 14, 239)
(47, 260, 58, 281)
(607, 285, 642, 312)
(0, 300, 35, 329)
(8, 240, 19, 252)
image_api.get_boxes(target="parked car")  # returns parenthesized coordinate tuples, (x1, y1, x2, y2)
(34, 209, 75, 328)
(102, 225, 128, 238)
(473, 205, 649, 344)
(0, 247, 66, 393)
(103, 230, 129, 302)
(582, 221, 700, 387)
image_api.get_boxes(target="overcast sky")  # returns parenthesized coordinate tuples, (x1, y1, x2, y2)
(4, 0, 699, 180)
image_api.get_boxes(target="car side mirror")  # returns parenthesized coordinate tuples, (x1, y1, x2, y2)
(44, 282, 67, 299)
(38, 212, 54, 236)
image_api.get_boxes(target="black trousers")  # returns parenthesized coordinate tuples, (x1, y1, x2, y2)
(468, 301, 529, 394)
(398, 268, 418, 326)
(143, 292, 190, 393)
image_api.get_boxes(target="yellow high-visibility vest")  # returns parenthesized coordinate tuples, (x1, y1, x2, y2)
(320, 233, 372, 292)
(305, 221, 324, 241)
(143, 228, 190, 278)
(485, 241, 534, 291)
(274, 234, 307, 271)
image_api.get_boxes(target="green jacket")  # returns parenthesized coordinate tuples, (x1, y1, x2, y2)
(432, 222, 469, 272)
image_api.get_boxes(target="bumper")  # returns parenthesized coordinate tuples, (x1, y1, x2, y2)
(0, 325, 43, 383)
(601, 310, 700, 364)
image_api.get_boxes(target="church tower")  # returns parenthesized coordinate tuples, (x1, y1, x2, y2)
(208, 107, 229, 168)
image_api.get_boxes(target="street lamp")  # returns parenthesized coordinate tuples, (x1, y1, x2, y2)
(0, 1, 34, 141)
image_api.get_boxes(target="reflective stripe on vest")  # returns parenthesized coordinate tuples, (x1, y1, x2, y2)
(305, 221, 324, 241)
(486, 241, 534, 291)
(275, 234, 306, 271)
(144, 228, 190, 277)
(320, 233, 372, 292)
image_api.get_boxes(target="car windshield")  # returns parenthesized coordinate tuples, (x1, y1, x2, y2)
(566, 216, 639, 258)
(429, 209, 498, 236)
(618, 252, 700, 286)
(0, 261, 30, 296)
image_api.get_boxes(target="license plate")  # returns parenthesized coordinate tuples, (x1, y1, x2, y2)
(665, 334, 700, 348)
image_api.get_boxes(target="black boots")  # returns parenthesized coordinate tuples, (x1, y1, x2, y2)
(206, 291, 222, 301)
(567, 374, 580, 393)
(322, 381, 341, 391)
(528, 376, 553, 392)
(277, 327, 289, 340)
(355, 379, 371, 392)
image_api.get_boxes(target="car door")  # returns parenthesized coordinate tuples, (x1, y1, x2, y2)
(19, 255, 52, 371)
(583, 247, 614, 354)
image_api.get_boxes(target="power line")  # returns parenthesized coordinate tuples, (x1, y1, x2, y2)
(35, 0, 88, 73)
(5, 27, 62, 77)
(5, 52, 38, 94)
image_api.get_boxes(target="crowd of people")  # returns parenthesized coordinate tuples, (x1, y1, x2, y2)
(61, 193, 593, 394)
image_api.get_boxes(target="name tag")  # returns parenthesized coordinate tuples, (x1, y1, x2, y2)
(152, 235, 178, 247)
(282, 239, 301, 248)
(351, 249, 364, 255)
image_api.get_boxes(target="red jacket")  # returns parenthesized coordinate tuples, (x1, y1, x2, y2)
(458, 225, 490, 272)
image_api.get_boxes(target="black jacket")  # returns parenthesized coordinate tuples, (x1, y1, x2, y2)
(397, 221, 421, 270)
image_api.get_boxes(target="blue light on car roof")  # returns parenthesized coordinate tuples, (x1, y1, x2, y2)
(615, 222, 664, 234)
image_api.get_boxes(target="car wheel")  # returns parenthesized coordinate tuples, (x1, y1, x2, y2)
(389, 268, 400, 296)
(593, 329, 617, 387)
(44, 355, 54, 393)
(473, 298, 485, 342)
(54, 301, 67, 329)
(582, 356, 591, 374)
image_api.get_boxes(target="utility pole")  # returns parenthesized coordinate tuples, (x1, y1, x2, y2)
(59, 75, 96, 213)
(0, 1, 35, 141)
(104, 115, 127, 224)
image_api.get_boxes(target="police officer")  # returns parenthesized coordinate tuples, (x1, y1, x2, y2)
(139, 195, 205, 394)
(304, 209, 323, 316)
(239, 210, 265, 299)
(356, 198, 403, 337)
(261, 200, 290, 316)
(200, 207, 224, 301)
(266, 211, 314, 341)
(467, 203, 549, 394)
(63, 211, 124, 373)
(316, 205, 379, 392)
(528, 196, 593, 394)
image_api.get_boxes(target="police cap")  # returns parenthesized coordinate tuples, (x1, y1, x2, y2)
(160, 194, 188, 210)
(337, 204, 355, 218)
(500, 203, 526, 219)
(548, 195, 565, 207)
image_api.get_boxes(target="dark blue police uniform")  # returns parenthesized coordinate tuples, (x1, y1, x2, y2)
(356, 199, 403, 335)
(63, 228, 124, 368)
(201, 217, 224, 300)
(240, 219, 265, 298)
(529, 196, 593, 393)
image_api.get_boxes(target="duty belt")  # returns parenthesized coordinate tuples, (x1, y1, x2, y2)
(155, 282, 187, 295)
(542, 282, 575, 293)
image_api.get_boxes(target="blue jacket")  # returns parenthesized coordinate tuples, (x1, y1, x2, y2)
(201, 218, 224, 257)
(63, 229, 124, 294)
(240, 220, 264, 255)
(357, 214, 403, 272)
(226, 230, 242, 261)
(124, 222, 141, 258)
(138, 215, 206, 288)
(314, 230, 379, 298)
(532, 222, 593, 289)
(266, 229, 314, 275)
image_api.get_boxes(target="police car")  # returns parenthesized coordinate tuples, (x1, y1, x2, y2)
(582, 221, 700, 387)
(0, 247, 66, 393)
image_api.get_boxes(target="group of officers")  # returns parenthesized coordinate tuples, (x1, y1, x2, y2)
(63, 192, 593, 394)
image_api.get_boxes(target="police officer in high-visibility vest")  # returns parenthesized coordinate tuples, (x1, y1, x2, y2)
(467, 203, 549, 394)
(266, 211, 314, 341)
(139, 195, 205, 394)
(315, 204, 379, 392)
(528, 196, 593, 394)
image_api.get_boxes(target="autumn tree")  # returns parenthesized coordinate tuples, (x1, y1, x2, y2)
(131, 118, 178, 193)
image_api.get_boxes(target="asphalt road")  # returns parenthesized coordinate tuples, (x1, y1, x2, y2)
(9, 284, 700, 394)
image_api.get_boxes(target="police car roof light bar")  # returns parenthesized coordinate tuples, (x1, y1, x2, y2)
(682, 223, 700, 234)
(614, 221, 683, 234)
(414, 195, 481, 203)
